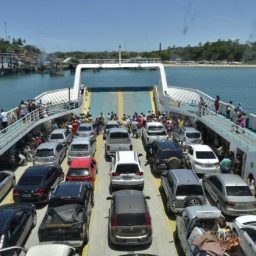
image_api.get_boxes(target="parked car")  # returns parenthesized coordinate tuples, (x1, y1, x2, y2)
(49, 128, 72, 146)
(176, 205, 224, 256)
(150, 140, 184, 174)
(66, 157, 98, 185)
(173, 127, 202, 145)
(13, 165, 64, 204)
(103, 120, 120, 140)
(105, 128, 132, 159)
(67, 136, 96, 163)
(33, 142, 66, 166)
(232, 215, 256, 256)
(38, 181, 94, 248)
(185, 144, 220, 176)
(25, 244, 76, 256)
(0, 170, 16, 201)
(0, 203, 37, 252)
(107, 190, 152, 246)
(77, 123, 96, 138)
(110, 151, 144, 190)
(141, 122, 168, 146)
(161, 169, 206, 214)
(202, 173, 256, 216)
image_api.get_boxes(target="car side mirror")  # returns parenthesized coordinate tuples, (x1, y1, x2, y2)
(145, 196, 151, 200)
(138, 153, 143, 157)
(106, 196, 112, 200)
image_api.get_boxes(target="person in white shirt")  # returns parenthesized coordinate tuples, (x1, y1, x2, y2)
(0, 109, 8, 129)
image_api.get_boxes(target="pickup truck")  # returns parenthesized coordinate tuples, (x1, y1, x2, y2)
(176, 205, 240, 256)
(105, 127, 132, 159)
(38, 181, 94, 248)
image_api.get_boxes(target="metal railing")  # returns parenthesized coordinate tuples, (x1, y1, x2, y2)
(0, 95, 83, 155)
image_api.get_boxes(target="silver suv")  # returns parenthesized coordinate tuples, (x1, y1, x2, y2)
(110, 151, 144, 190)
(107, 190, 152, 246)
(49, 128, 72, 147)
(160, 169, 206, 214)
(173, 127, 202, 145)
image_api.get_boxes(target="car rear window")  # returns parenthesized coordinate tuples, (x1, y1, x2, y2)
(19, 175, 43, 186)
(68, 168, 89, 177)
(71, 144, 88, 151)
(117, 213, 145, 226)
(79, 126, 92, 131)
(176, 185, 204, 196)
(226, 186, 253, 196)
(196, 151, 216, 159)
(147, 130, 167, 136)
(106, 124, 119, 129)
(110, 132, 129, 139)
(36, 149, 54, 157)
(50, 134, 64, 139)
(115, 164, 140, 174)
(148, 126, 164, 131)
(186, 132, 201, 139)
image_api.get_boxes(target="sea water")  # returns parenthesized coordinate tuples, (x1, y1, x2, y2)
(0, 67, 255, 114)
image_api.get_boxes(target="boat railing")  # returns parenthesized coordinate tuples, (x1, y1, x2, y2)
(0, 95, 83, 155)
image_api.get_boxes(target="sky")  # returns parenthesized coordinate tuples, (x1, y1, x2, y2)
(1, 0, 256, 53)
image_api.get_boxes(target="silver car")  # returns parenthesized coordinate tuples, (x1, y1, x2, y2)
(0, 171, 16, 201)
(202, 173, 256, 216)
(49, 128, 73, 146)
(77, 123, 96, 138)
(107, 190, 152, 246)
(33, 142, 66, 166)
(67, 137, 96, 163)
(173, 127, 202, 145)
(103, 120, 120, 140)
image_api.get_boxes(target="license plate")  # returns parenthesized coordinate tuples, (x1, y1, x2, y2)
(22, 194, 31, 198)
(123, 176, 131, 180)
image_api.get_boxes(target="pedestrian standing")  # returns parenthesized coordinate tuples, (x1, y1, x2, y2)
(226, 101, 233, 119)
(239, 112, 246, 132)
(214, 95, 220, 114)
(80, 84, 85, 95)
(220, 155, 231, 173)
(0, 109, 8, 130)
(248, 174, 255, 196)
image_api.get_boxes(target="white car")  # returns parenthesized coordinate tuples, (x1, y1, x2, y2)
(141, 122, 168, 146)
(186, 144, 220, 176)
(26, 244, 76, 256)
(232, 215, 256, 256)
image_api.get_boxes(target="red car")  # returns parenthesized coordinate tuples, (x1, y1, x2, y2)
(66, 158, 97, 184)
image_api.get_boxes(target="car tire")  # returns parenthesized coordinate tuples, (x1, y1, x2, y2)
(184, 196, 203, 207)
(167, 157, 181, 169)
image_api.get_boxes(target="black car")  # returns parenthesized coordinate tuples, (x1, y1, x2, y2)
(38, 181, 94, 248)
(13, 165, 64, 204)
(0, 203, 36, 253)
(150, 140, 184, 174)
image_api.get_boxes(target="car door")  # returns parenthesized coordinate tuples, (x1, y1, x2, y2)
(208, 176, 222, 203)
(46, 167, 59, 191)
(240, 228, 256, 256)
(90, 137, 96, 156)
(177, 212, 190, 254)
(56, 143, 65, 163)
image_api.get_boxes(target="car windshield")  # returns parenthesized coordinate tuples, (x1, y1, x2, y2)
(106, 124, 119, 129)
(226, 186, 253, 196)
(79, 126, 92, 131)
(110, 132, 128, 139)
(176, 185, 204, 196)
(50, 134, 64, 139)
(36, 149, 54, 157)
(148, 126, 164, 131)
(71, 144, 88, 151)
(147, 130, 167, 136)
(68, 168, 89, 176)
(19, 175, 43, 186)
(117, 213, 146, 226)
(196, 151, 216, 159)
(115, 164, 140, 174)
(186, 132, 201, 139)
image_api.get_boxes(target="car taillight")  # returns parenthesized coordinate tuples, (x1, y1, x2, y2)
(145, 213, 151, 230)
(135, 171, 143, 176)
(33, 188, 46, 195)
(13, 189, 20, 196)
(225, 201, 236, 207)
(112, 172, 121, 176)
(111, 214, 117, 230)
(194, 161, 203, 166)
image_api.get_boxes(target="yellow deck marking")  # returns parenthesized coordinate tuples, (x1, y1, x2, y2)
(149, 89, 156, 114)
(153, 177, 178, 255)
(83, 90, 92, 114)
(117, 91, 124, 120)
(82, 134, 103, 256)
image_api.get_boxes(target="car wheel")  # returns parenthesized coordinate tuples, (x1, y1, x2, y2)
(32, 211, 37, 227)
(184, 196, 203, 207)
(167, 157, 181, 169)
